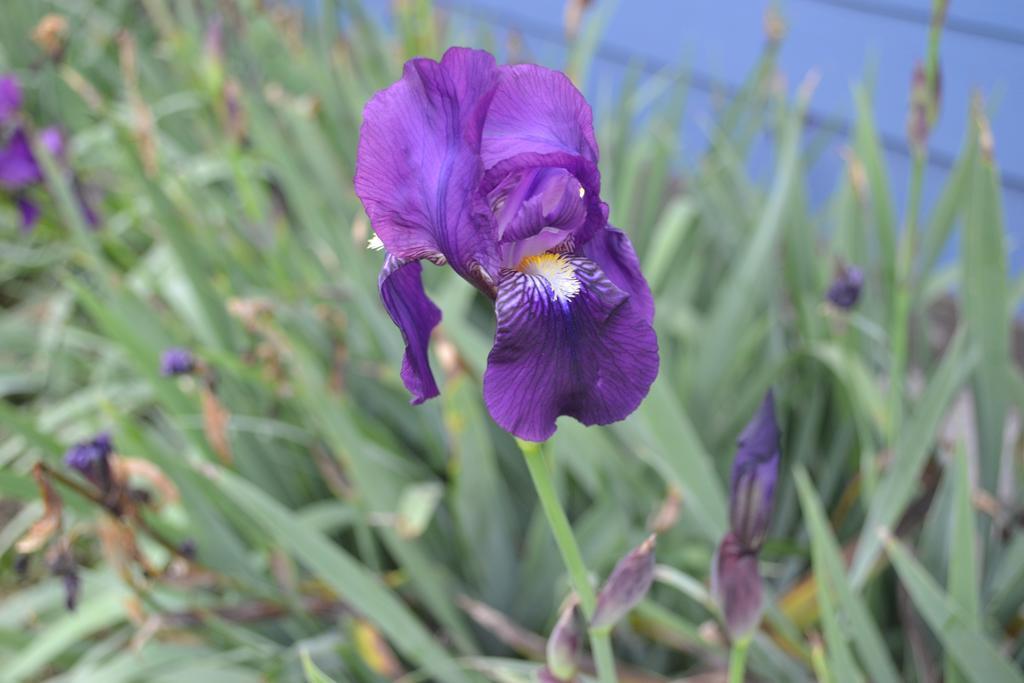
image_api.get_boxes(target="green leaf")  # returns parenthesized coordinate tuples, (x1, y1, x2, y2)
(883, 532, 1024, 683)
(850, 330, 976, 585)
(794, 467, 899, 683)
(301, 650, 339, 683)
(961, 109, 1010, 495)
(946, 443, 980, 683)
(2, 587, 128, 683)
(207, 466, 472, 683)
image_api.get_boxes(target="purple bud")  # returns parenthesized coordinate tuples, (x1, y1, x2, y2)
(47, 546, 80, 611)
(711, 532, 763, 638)
(537, 667, 571, 683)
(0, 74, 21, 125)
(203, 17, 224, 65)
(179, 538, 198, 559)
(729, 390, 780, 552)
(160, 347, 196, 376)
(826, 264, 864, 310)
(64, 432, 114, 492)
(16, 195, 39, 231)
(546, 602, 581, 680)
(591, 535, 656, 630)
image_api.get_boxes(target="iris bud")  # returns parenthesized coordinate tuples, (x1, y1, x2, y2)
(728, 391, 780, 552)
(711, 532, 764, 638)
(826, 263, 864, 310)
(591, 534, 656, 630)
(545, 601, 581, 680)
(160, 347, 196, 376)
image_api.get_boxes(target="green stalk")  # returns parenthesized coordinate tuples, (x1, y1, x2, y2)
(519, 440, 618, 683)
(727, 635, 752, 683)
(888, 0, 946, 440)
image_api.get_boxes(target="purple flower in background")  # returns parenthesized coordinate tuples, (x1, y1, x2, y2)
(355, 47, 658, 441)
(713, 390, 780, 638)
(160, 347, 196, 376)
(826, 263, 864, 310)
(0, 73, 99, 231)
(64, 431, 114, 493)
(0, 75, 22, 125)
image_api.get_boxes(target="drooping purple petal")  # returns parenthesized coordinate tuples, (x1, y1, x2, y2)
(355, 47, 500, 282)
(379, 254, 442, 404)
(0, 128, 43, 189)
(711, 531, 764, 638)
(729, 390, 780, 552)
(481, 63, 599, 167)
(0, 74, 22, 125)
(483, 255, 658, 441)
(16, 195, 39, 231)
(581, 224, 654, 324)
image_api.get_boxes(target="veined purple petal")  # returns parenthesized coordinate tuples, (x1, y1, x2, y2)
(0, 128, 43, 189)
(581, 225, 654, 324)
(729, 390, 780, 552)
(355, 47, 500, 282)
(711, 531, 764, 638)
(379, 254, 442, 404)
(481, 63, 599, 167)
(16, 195, 39, 231)
(0, 74, 21, 124)
(483, 254, 658, 441)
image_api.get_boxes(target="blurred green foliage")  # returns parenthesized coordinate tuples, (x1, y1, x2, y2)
(1, 1, 1022, 681)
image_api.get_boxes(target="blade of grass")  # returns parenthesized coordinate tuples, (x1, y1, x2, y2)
(850, 329, 976, 585)
(882, 531, 1024, 683)
(207, 465, 474, 683)
(794, 467, 899, 683)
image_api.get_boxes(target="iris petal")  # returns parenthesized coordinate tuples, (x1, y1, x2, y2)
(483, 255, 658, 441)
(379, 254, 442, 404)
(0, 128, 43, 189)
(482, 64, 599, 166)
(355, 48, 500, 280)
(582, 225, 654, 324)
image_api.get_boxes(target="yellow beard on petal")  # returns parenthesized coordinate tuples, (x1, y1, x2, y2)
(516, 253, 581, 302)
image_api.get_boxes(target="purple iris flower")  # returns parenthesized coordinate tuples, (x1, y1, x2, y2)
(713, 390, 780, 637)
(1, 73, 99, 231)
(826, 263, 864, 310)
(160, 347, 196, 376)
(355, 47, 659, 441)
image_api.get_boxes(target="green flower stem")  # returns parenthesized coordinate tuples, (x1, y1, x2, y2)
(519, 439, 618, 683)
(727, 635, 752, 683)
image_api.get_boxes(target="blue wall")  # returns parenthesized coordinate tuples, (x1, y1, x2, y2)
(362, 0, 1023, 274)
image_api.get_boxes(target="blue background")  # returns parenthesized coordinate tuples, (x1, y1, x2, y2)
(360, 0, 1023, 275)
